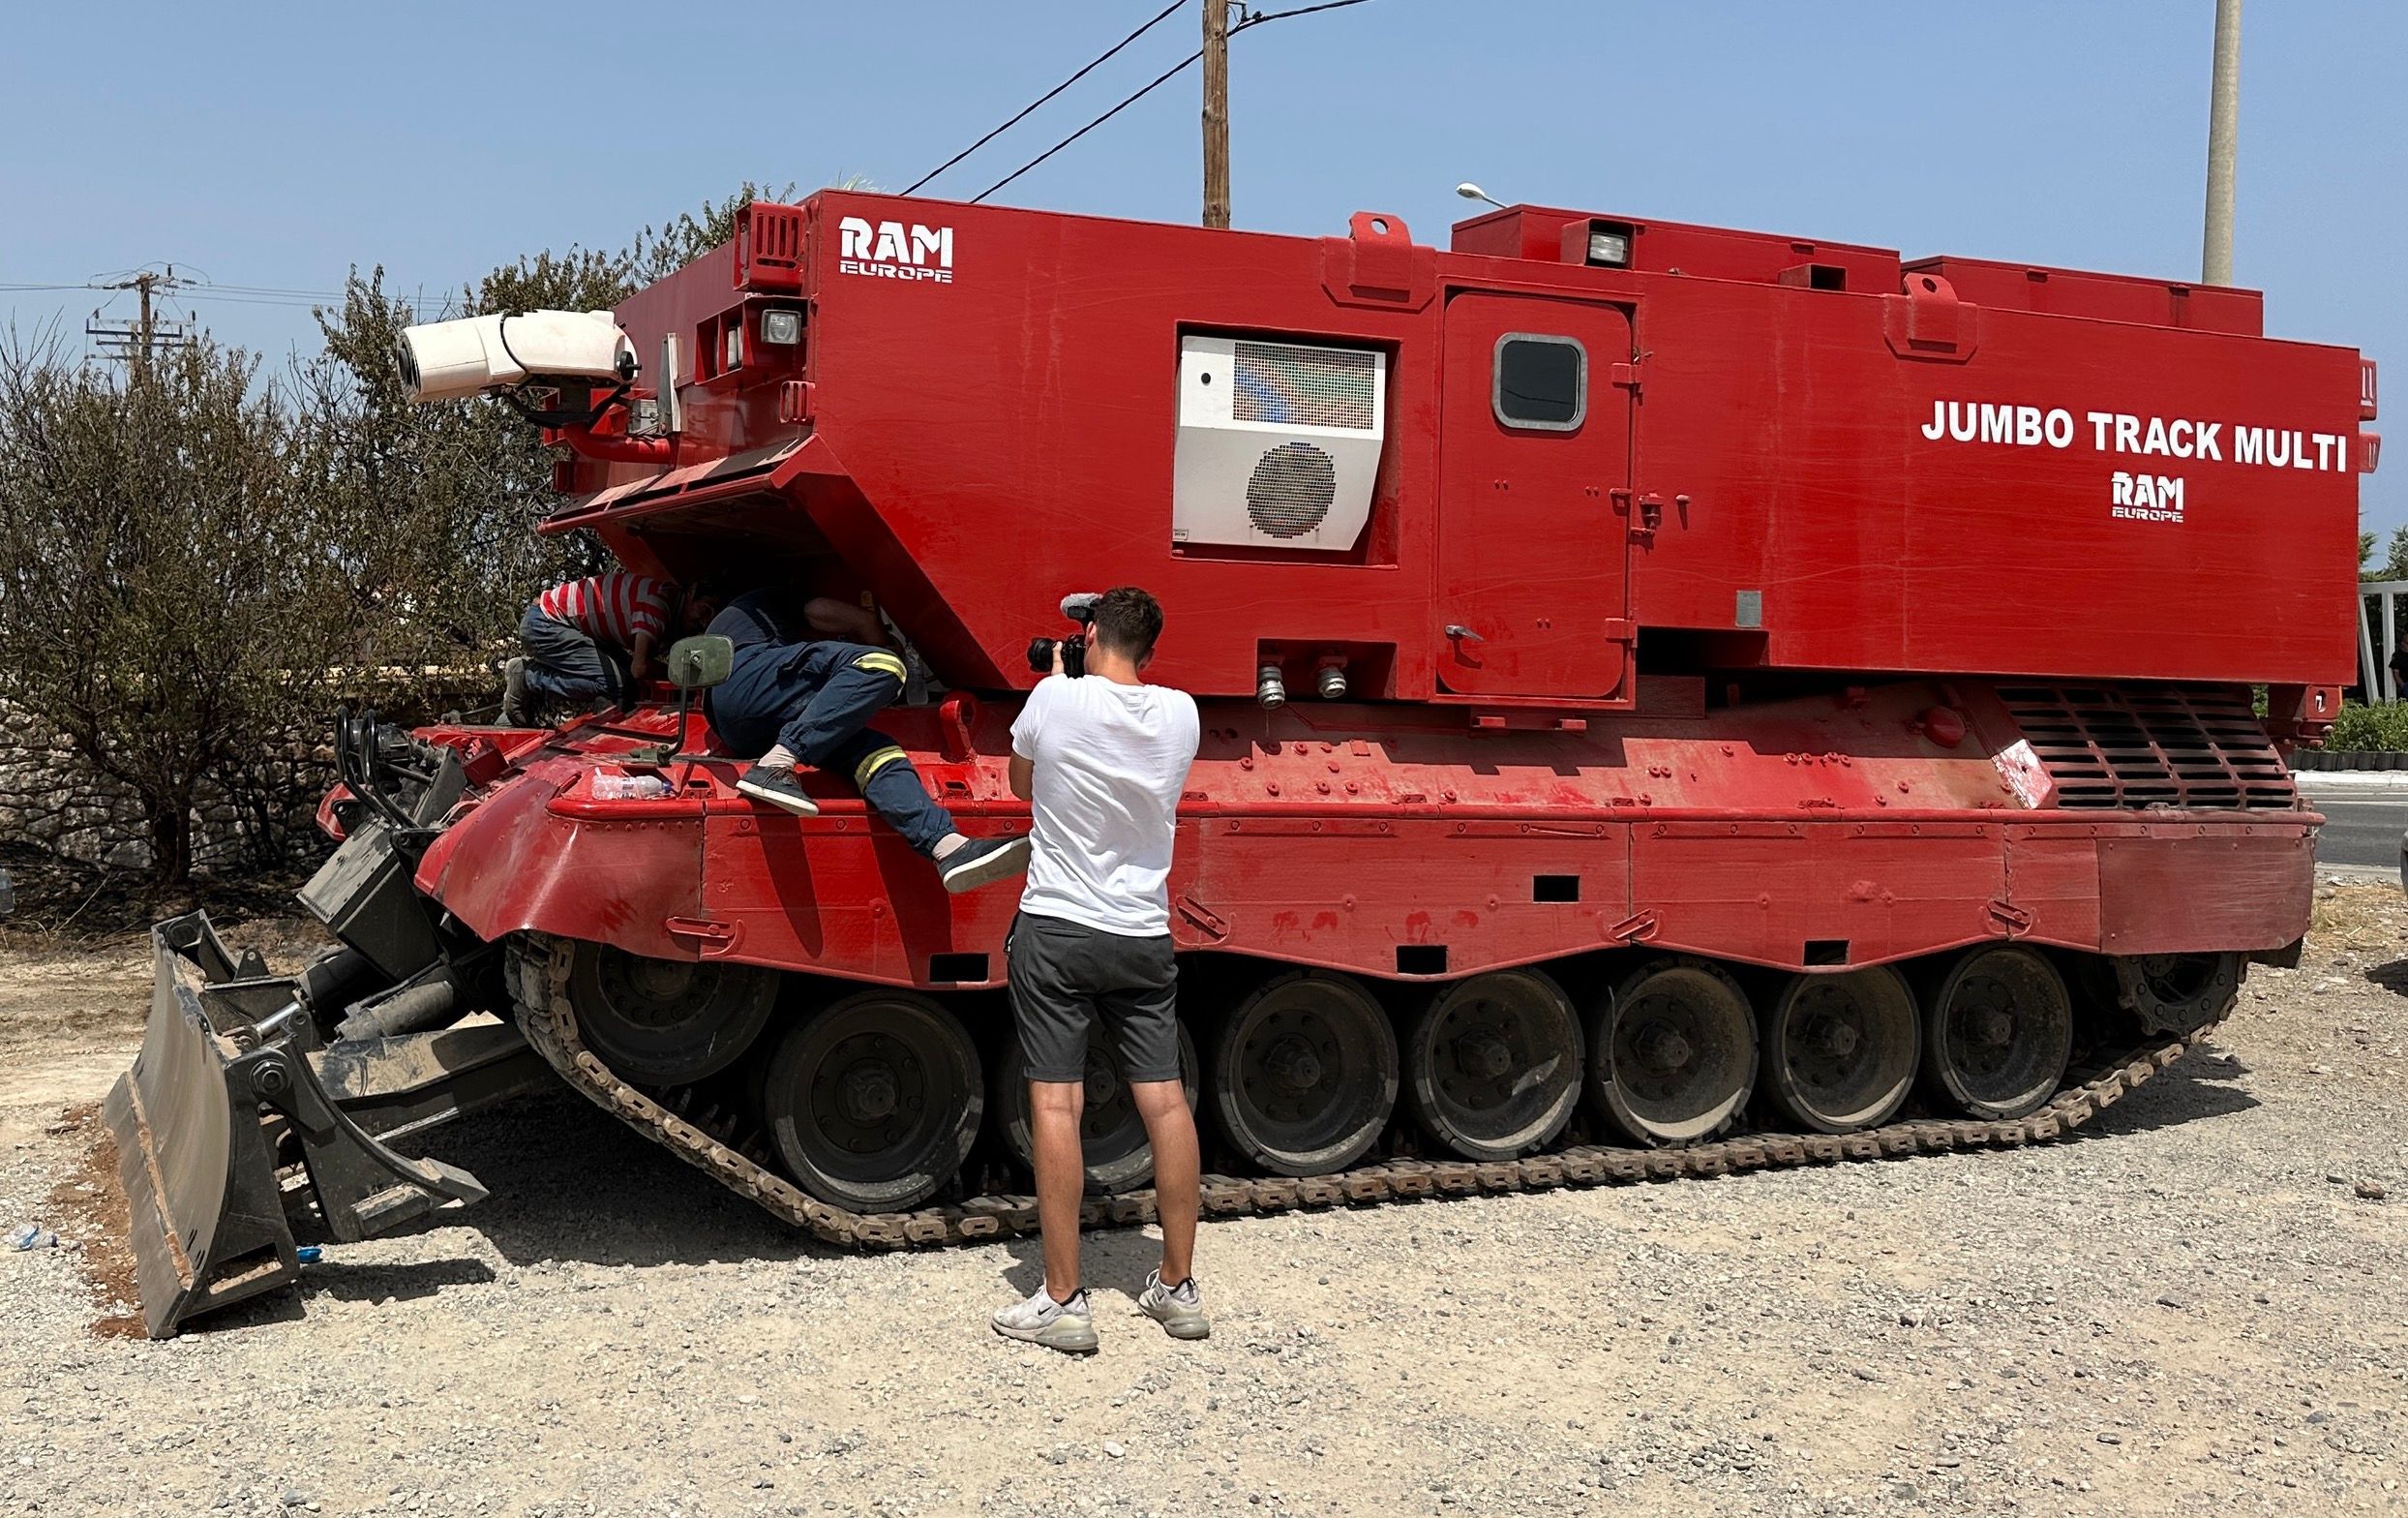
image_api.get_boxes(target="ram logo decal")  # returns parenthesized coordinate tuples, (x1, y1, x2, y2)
(2111, 471, 2185, 524)
(837, 217, 954, 285)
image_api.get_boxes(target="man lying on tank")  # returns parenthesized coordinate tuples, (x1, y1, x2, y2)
(705, 592, 1028, 895)
(500, 570, 718, 727)
(712, 582, 923, 694)
(707, 582, 819, 650)
(990, 587, 1207, 1354)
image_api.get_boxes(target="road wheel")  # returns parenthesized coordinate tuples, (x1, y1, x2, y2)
(565, 941, 777, 1085)
(1920, 946, 2073, 1120)
(1588, 957, 1758, 1146)
(1403, 968, 1582, 1161)
(1759, 967, 1918, 1133)
(761, 990, 982, 1213)
(994, 1022, 1200, 1195)
(1211, 971, 1398, 1176)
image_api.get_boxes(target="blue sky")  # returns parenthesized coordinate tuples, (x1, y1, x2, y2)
(3, 1, 2397, 537)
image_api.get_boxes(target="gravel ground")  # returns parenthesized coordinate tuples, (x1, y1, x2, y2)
(2, 891, 2404, 1518)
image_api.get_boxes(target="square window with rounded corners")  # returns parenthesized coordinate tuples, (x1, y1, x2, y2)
(1493, 333, 1586, 431)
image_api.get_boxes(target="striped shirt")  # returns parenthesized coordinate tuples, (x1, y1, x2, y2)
(536, 573, 671, 649)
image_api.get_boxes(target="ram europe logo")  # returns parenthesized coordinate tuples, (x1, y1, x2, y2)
(837, 217, 954, 284)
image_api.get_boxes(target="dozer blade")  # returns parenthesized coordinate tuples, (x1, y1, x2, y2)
(104, 912, 505, 1338)
(105, 916, 300, 1337)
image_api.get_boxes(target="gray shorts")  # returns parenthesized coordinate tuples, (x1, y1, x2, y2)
(1006, 912, 1181, 1083)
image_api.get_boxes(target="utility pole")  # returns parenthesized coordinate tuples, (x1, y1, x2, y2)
(1202, 0, 1231, 228)
(135, 272, 156, 379)
(87, 264, 193, 377)
(2202, 0, 2242, 286)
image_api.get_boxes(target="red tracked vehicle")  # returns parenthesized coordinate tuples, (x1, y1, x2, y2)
(108, 189, 2375, 1335)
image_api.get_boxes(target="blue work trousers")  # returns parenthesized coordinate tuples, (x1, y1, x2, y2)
(708, 640, 954, 857)
(519, 605, 627, 704)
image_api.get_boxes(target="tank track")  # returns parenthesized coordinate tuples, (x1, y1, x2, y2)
(507, 933, 2219, 1251)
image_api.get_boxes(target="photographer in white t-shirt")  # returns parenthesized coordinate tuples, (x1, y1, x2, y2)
(988, 587, 1206, 1354)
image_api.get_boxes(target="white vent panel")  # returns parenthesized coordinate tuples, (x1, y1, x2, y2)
(1173, 335, 1385, 552)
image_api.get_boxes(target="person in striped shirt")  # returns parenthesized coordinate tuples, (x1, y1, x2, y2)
(705, 593, 1029, 895)
(501, 571, 717, 726)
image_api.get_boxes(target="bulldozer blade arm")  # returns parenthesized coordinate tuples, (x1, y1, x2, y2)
(105, 914, 300, 1339)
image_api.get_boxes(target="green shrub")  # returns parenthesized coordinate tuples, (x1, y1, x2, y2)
(2325, 700, 2408, 751)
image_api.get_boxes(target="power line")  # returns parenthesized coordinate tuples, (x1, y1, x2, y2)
(197, 280, 445, 304)
(1, 276, 452, 312)
(971, 0, 1372, 206)
(190, 282, 453, 312)
(972, 47, 1204, 204)
(1242, 0, 1374, 24)
(7, 266, 460, 369)
(904, 0, 1187, 197)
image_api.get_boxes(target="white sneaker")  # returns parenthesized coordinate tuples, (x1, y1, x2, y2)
(1136, 1268, 1209, 1340)
(990, 1286, 1099, 1354)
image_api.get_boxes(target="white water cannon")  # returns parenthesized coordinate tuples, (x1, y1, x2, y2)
(396, 311, 638, 404)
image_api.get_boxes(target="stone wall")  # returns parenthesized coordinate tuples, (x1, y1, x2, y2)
(0, 676, 489, 877)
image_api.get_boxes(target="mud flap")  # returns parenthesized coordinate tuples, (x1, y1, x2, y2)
(105, 912, 500, 1338)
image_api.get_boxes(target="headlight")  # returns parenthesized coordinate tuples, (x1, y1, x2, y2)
(1585, 225, 1632, 267)
(760, 309, 803, 346)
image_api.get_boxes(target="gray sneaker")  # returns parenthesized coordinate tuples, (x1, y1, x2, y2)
(939, 835, 1032, 894)
(991, 1286, 1099, 1354)
(499, 658, 531, 728)
(737, 763, 820, 818)
(1136, 1268, 1209, 1340)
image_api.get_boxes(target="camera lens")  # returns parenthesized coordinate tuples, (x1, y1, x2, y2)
(1025, 637, 1056, 674)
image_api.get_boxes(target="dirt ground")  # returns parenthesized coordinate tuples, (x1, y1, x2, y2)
(1, 893, 2402, 1518)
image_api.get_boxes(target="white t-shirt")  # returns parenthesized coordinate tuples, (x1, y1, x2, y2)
(1010, 674, 1200, 937)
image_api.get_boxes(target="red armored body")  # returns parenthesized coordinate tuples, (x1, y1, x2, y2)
(107, 190, 2376, 1335)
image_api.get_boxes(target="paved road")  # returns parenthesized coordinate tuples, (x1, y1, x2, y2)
(2303, 788, 2408, 870)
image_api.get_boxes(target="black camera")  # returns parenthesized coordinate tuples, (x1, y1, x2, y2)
(1026, 592, 1100, 679)
(1026, 633, 1087, 680)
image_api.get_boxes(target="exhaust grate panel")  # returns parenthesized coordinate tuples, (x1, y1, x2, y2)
(1996, 684, 2297, 810)
(1232, 341, 1378, 430)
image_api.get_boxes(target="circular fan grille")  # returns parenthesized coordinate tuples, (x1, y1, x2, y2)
(1246, 440, 1338, 539)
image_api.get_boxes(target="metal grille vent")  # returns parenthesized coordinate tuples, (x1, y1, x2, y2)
(1996, 684, 2297, 810)
(1246, 441, 1338, 538)
(1233, 341, 1378, 430)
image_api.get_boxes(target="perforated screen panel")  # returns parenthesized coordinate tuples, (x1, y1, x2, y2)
(1233, 342, 1378, 431)
(1245, 440, 1338, 538)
